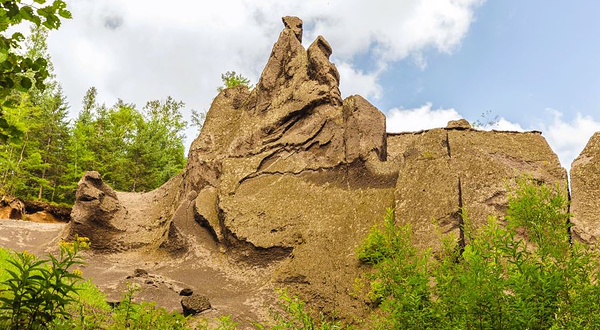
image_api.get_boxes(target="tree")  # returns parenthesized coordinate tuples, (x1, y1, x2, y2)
(66, 93, 188, 194)
(0, 0, 72, 141)
(0, 25, 70, 203)
(190, 109, 205, 134)
(217, 71, 252, 92)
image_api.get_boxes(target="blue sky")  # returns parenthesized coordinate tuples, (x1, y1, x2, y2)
(376, 1, 600, 125)
(45, 0, 600, 168)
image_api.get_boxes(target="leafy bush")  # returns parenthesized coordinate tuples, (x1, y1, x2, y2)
(358, 178, 600, 330)
(0, 236, 89, 329)
(0, 241, 343, 329)
(217, 71, 253, 92)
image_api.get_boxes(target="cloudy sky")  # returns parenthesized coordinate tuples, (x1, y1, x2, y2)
(44, 0, 600, 169)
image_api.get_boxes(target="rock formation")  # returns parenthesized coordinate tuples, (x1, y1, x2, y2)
(0, 196, 25, 219)
(67, 171, 182, 252)
(66, 16, 576, 319)
(391, 126, 567, 252)
(570, 132, 600, 244)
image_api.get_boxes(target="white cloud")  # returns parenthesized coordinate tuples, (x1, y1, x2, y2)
(44, 0, 483, 149)
(337, 62, 383, 100)
(478, 118, 525, 131)
(538, 110, 600, 169)
(386, 102, 462, 132)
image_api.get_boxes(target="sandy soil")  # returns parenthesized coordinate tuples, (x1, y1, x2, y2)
(0, 218, 281, 328)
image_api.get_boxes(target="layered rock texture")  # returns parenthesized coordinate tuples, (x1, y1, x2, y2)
(64, 16, 600, 319)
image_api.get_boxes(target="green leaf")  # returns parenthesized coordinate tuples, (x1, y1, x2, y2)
(58, 9, 71, 19)
(0, 48, 7, 63)
(18, 76, 32, 90)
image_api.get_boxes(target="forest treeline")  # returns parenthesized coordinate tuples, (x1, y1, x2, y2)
(0, 27, 191, 206)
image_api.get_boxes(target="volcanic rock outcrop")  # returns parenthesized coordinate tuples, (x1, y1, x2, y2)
(570, 132, 600, 244)
(390, 128, 567, 252)
(66, 16, 575, 318)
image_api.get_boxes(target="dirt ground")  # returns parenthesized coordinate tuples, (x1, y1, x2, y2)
(0, 218, 282, 328)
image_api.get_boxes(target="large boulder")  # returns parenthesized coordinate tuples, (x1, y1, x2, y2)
(570, 132, 600, 244)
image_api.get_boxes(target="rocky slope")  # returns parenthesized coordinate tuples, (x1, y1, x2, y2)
(54, 16, 598, 323)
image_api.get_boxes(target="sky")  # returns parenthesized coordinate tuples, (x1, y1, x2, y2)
(42, 0, 600, 169)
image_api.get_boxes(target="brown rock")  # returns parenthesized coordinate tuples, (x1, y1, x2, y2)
(570, 132, 600, 244)
(179, 288, 193, 296)
(0, 196, 24, 219)
(282, 16, 302, 42)
(194, 186, 222, 241)
(447, 119, 471, 129)
(67, 171, 183, 252)
(392, 128, 567, 253)
(394, 129, 460, 252)
(181, 294, 211, 316)
(60, 16, 572, 324)
(343, 95, 387, 162)
(67, 171, 124, 251)
(24, 211, 60, 223)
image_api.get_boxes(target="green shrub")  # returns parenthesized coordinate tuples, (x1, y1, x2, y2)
(358, 178, 600, 330)
(0, 236, 89, 329)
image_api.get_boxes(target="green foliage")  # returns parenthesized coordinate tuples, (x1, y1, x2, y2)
(0, 236, 89, 329)
(217, 71, 252, 92)
(1, 86, 188, 204)
(358, 178, 600, 330)
(256, 289, 346, 330)
(66, 93, 188, 193)
(0, 0, 71, 141)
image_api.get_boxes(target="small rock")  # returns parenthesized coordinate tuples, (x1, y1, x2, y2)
(180, 288, 193, 296)
(133, 268, 148, 277)
(145, 279, 154, 285)
(181, 294, 211, 316)
(446, 119, 471, 129)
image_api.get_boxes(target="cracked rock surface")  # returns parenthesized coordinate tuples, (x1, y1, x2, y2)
(571, 132, 600, 244)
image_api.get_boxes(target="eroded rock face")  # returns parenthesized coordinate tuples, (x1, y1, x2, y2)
(0, 196, 25, 219)
(570, 132, 600, 244)
(67, 171, 124, 251)
(67, 16, 575, 320)
(392, 125, 568, 253)
(67, 171, 182, 252)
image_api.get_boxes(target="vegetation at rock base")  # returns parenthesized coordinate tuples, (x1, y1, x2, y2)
(2, 178, 600, 329)
(357, 178, 600, 329)
(0, 242, 342, 329)
(0, 236, 89, 329)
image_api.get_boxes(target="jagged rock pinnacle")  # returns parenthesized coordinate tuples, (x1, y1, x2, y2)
(282, 16, 303, 42)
